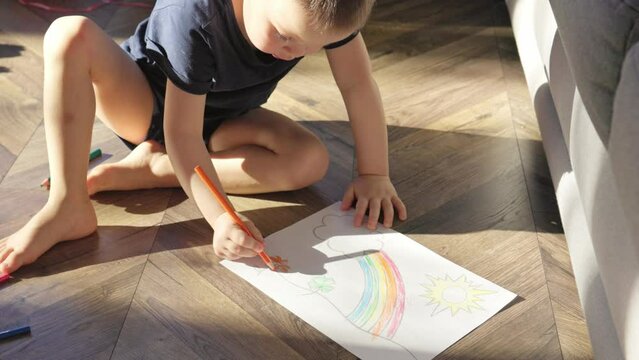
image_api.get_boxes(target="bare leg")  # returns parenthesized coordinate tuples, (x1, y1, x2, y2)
(0, 16, 154, 274)
(87, 108, 330, 195)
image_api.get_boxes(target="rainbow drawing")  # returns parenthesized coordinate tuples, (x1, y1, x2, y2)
(347, 250, 406, 338)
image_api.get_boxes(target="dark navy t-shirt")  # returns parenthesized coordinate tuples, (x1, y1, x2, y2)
(121, 0, 357, 119)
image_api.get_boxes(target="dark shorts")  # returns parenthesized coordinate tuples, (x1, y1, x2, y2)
(118, 60, 251, 151)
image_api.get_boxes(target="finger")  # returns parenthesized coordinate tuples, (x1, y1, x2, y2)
(228, 230, 260, 256)
(216, 247, 240, 261)
(243, 221, 265, 245)
(392, 196, 408, 220)
(227, 243, 258, 258)
(232, 228, 264, 253)
(382, 198, 394, 228)
(213, 245, 227, 259)
(354, 198, 368, 227)
(367, 199, 381, 230)
(341, 184, 355, 211)
(223, 251, 240, 261)
(0, 247, 12, 264)
(229, 226, 250, 245)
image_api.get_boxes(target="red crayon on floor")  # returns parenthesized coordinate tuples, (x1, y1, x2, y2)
(0, 273, 10, 284)
(40, 178, 50, 190)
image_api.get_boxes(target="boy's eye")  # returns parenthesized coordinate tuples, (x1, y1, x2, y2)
(276, 31, 289, 42)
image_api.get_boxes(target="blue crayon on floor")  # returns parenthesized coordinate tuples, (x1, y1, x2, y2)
(0, 326, 31, 341)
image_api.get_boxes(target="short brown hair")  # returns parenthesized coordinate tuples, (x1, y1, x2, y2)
(299, 0, 375, 32)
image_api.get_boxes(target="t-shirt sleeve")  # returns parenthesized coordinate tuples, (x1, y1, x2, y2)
(143, 5, 216, 94)
(323, 31, 359, 50)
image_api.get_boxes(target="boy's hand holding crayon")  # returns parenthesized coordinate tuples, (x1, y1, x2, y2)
(194, 165, 273, 268)
(211, 211, 265, 261)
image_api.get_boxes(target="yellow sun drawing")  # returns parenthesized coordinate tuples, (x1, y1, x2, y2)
(421, 274, 497, 316)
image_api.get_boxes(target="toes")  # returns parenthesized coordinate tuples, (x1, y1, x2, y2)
(86, 178, 98, 196)
(0, 250, 24, 275)
(86, 165, 110, 195)
(0, 247, 11, 263)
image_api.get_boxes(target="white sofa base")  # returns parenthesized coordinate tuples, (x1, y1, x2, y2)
(506, 0, 627, 358)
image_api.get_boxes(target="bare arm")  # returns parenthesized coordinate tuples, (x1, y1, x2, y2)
(326, 34, 407, 228)
(327, 34, 388, 176)
(163, 80, 225, 225)
(163, 80, 264, 259)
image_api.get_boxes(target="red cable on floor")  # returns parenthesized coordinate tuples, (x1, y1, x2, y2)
(18, 0, 152, 13)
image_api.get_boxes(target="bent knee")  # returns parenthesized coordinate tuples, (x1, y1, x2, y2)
(44, 16, 97, 59)
(285, 137, 329, 190)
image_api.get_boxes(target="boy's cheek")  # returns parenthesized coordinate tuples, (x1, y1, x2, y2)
(252, 38, 274, 54)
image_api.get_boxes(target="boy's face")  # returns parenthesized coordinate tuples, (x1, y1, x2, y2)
(242, 0, 355, 61)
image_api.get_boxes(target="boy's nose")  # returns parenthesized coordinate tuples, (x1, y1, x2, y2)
(282, 45, 306, 59)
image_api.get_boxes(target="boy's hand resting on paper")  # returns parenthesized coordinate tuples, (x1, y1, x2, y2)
(341, 174, 408, 230)
(212, 212, 265, 260)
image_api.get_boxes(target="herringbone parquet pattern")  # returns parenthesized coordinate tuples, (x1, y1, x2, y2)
(0, 0, 592, 358)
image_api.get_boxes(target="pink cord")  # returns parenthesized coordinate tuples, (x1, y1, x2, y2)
(18, 0, 152, 13)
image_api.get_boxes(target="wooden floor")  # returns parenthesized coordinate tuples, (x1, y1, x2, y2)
(0, 0, 593, 359)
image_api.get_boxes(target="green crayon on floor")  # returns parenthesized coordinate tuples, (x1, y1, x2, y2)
(88, 148, 102, 161)
(40, 148, 102, 189)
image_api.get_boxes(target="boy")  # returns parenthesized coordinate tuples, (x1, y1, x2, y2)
(0, 0, 407, 273)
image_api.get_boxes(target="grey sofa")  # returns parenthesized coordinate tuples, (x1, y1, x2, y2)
(505, 0, 639, 358)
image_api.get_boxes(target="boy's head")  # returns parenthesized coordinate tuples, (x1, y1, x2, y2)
(242, 0, 375, 61)
(298, 0, 375, 32)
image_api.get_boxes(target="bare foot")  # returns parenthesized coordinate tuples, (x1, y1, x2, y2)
(0, 198, 97, 274)
(86, 140, 178, 195)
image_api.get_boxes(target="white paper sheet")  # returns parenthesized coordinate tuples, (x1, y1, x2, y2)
(222, 203, 517, 359)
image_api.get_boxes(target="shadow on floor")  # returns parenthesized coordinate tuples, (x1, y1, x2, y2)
(0, 44, 24, 58)
(0, 116, 559, 281)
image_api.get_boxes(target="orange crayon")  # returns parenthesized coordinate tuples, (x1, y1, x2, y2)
(194, 165, 275, 270)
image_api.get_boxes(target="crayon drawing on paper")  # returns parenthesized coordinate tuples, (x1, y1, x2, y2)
(222, 203, 516, 360)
